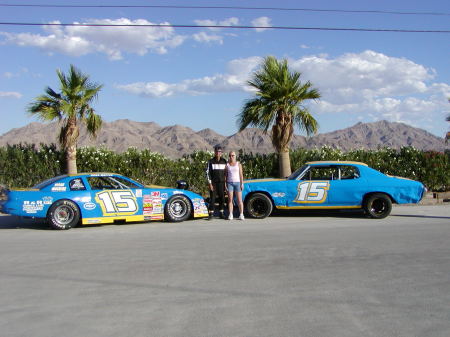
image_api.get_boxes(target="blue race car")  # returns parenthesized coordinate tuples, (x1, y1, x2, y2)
(242, 161, 426, 219)
(0, 173, 208, 229)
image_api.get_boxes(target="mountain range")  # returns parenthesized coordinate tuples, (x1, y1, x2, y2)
(0, 119, 447, 158)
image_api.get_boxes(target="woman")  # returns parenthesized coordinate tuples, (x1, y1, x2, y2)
(225, 151, 244, 220)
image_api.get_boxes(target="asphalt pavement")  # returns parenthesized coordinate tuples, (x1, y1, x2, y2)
(0, 205, 449, 337)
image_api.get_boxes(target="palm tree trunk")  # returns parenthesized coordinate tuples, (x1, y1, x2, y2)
(65, 117, 79, 175)
(66, 145, 77, 175)
(278, 150, 291, 178)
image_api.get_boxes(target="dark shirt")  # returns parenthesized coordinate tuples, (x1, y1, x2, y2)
(206, 157, 227, 183)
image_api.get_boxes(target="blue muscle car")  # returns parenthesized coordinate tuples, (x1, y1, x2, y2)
(0, 173, 208, 229)
(242, 161, 426, 219)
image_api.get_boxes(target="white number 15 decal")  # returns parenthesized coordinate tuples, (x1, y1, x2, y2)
(96, 190, 138, 215)
(295, 181, 330, 203)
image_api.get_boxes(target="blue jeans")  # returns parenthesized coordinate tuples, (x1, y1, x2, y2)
(227, 182, 241, 192)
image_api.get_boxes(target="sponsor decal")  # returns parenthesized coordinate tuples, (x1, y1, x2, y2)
(272, 192, 286, 198)
(23, 200, 44, 214)
(135, 189, 142, 198)
(51, 183, 67, 192)
(161, 193, 168, 200)
(173, 190, 184, 195)
(192, 198, 208, 216)
(83, 202, 96, 210)
(42, 196, 53, 205)
(143, 193, 163, 219)
(70, 178, 85, 191)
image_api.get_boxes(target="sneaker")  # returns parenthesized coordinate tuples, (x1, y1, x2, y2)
(208, 213, 213, 220)
(239, 214, 245, 220)
(228, 214, 233, 220)
(219, 212, 226, 219)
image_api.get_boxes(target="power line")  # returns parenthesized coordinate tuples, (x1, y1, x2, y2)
(0, 3, 449, 16)
(0, 22, 449, 33)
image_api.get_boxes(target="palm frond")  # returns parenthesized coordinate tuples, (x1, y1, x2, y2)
(28, 64, 103, 149)
(239, 56, 320, 141)
(85, 108, 103, 138)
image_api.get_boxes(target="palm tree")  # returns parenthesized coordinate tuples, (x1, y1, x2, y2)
(446, 113, 450, 144)
(28, 65, 103, 174)
(238, 56, 320, 177)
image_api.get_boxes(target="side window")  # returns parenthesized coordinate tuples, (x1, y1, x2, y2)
(69, 178, 86, 191)
(306, 167, 339, 180)
(339, 166, 360, 180)
(87, 177, 117, 190)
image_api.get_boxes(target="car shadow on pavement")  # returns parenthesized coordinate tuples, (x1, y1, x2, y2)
(270, 209, 367, 219)
(391, 214, 450, 220)
(0, 215, 51, 230)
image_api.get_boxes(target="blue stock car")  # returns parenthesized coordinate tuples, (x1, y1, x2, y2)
(0, 173, 208, 229)
(243, 161, 426, 219)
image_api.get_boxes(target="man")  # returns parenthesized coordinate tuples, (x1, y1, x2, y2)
(206, 145, 227, 219)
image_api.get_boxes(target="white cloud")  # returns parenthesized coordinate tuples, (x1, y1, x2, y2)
(194, 17, 239, 31)
(0, 91, 22, 99)
(116, 50, 449, 133)
(290, 50, 434, 103)
(192, 31, 223, 44)
(251, 17, 272, 32)
(287, 50, 449, 129)
(1, 18, 187, 60)
(191, 17, 239, 44)
(116, 56, 262, 98)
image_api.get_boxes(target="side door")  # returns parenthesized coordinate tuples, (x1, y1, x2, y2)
(86, 176, 140, 218)
(328, 165, 367, 206)
(285, 166, 333, 207)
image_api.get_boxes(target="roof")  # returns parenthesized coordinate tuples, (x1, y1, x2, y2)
(306, 161, 368, 166)
(68, 172, 117, 177)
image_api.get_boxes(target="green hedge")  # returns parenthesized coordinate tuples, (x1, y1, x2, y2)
(0, 144, 448, 194)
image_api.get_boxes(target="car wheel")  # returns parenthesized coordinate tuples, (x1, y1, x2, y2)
(363, 193, 392, 219)
(245, 193, 273, 219)
(165, 195, 192, 222)
(47, 200, 80, 230)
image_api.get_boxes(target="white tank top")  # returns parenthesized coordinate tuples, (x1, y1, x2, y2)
(226, 162, 240, 183)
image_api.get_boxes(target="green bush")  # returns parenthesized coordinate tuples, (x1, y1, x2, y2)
(0, 144, 448, 194)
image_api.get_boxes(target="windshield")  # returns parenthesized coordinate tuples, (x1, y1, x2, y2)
(288, 165, 309, 180)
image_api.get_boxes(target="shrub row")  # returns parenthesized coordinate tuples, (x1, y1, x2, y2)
(0, 144, 448, 194)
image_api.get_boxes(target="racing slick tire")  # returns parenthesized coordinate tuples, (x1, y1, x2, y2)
(245, 193, 273, 219)
(47, 199, 80, 230)
(165, 195, 192, 222)
(363, 193, 392, 219)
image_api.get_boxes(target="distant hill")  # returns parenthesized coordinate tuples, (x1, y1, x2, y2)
(0, 119, 447, 158)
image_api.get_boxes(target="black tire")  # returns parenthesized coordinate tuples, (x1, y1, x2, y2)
(47, 199, 80, 230)
(363, 193, 392, 219)
(245, 193, 273, 219)
(164, 195, 192, 222)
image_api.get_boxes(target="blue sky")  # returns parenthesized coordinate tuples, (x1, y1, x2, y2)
(1, 0, 449, 138)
